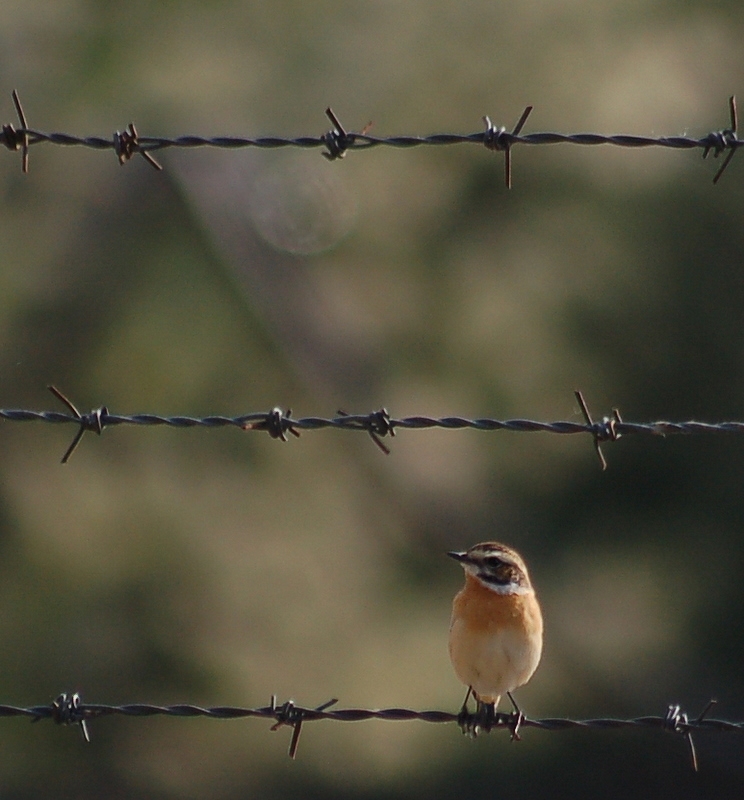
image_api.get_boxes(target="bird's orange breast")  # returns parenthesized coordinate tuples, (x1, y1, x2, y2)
(450, 573, 542, 637)
(449, 572, 543, 703)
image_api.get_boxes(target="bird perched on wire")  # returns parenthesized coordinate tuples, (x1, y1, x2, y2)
(448, 542, 543, 737)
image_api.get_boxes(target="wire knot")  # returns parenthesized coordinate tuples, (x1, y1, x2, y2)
(702, 96, 739, 184)
(50, 692, 90, 742)
(702, 128, 736, 159)
(322, 107, 353, 161)
(271, 698, 301, 726)
(482, 106, 533, 189)
(482, 119, 510, 152)
(242, 407, 300, 441)
(269, 696, 337, 759)
(4, 90, 30, 172)
(1, 123, 24, 151)
(48, 385, 109, 464)
(663, 700, 716, 772)
(366, 407, 395, 454)
(574, 390, 622, 471)
(113, 123, 163, 171)
(592, 413, 622, 444)
(663, 703, 690, 735)
(338, 408, 395, 454)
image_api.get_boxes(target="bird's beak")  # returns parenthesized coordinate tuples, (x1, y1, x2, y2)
(447, 550, 467, 563)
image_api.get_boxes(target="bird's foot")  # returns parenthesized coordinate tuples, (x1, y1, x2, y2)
(507, 710, 524, 742)
(506, 692, 524, 741)
(457, 698, 498, 738)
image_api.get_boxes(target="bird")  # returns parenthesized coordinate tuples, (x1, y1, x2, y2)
(447, 541, 543, 735)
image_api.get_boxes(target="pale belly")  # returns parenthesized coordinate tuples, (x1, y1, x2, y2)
(449, 618, 542, 703)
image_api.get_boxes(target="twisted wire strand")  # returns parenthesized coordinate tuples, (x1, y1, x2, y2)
(26, 692, 742, 771)
(15, 700, 742, 733)
(4, 406, 744, 436)
(2, 92, 740, 183)
(13, 128, 743, 155)
(8, 693, 740, 767)
(5, 385, 744, 465)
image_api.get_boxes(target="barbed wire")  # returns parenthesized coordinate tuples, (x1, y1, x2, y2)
(10, 692, 737, 769)
(1, 91, 741, 187)
(3, 387, 744, 468)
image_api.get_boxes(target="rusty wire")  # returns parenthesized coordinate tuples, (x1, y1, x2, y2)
(3, 387, 744, 467)
(1, 92, 740, 185)
(12, 692, 736, 768)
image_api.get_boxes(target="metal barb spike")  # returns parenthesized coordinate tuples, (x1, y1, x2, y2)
(48, 386, 108, 464)
(483, 105, 533, 188)
(574, 390, 618, 470)
(11, 89, 29, 173)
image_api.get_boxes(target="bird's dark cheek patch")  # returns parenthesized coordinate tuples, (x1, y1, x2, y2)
(478, 571, 510, 587)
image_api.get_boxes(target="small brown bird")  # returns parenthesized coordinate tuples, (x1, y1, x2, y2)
(448, 542, 543, 729)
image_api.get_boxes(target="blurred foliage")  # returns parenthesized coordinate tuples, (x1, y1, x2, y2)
(0, 1, 744, 797)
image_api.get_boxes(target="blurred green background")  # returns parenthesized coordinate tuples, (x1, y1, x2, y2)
(1, 1, 743, 797)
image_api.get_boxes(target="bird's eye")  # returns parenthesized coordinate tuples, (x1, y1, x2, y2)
(484, 556, 503, 568)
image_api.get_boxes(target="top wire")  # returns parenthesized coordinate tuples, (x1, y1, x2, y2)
(1, 93, 740, 185)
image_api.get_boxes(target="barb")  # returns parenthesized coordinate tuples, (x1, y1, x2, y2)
(7, 391, 744, 463)
(483, 105, 533, 189)
(337, 407, 394, 454)
(322, 107, 352, 161)
(269, 696, 339, 758)
(42, 692, 91, 742)
(113, 123, 163, 171)
(663, 699, 717, 772)
(1, 89, 30, 172)
(574, 390, 622, 471)
(703, 96, 738, 184)
(47, 385, 108, 464)
(3, 93, 741, 184)
(10, 694, 739, 768)
(241, 407, 301, 441)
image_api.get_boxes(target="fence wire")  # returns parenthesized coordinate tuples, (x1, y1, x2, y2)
(5, 92, 743, 779)
(2, 387, 744, 468)
(8, 692, 737, 769)
(2, 91, 741, 186)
